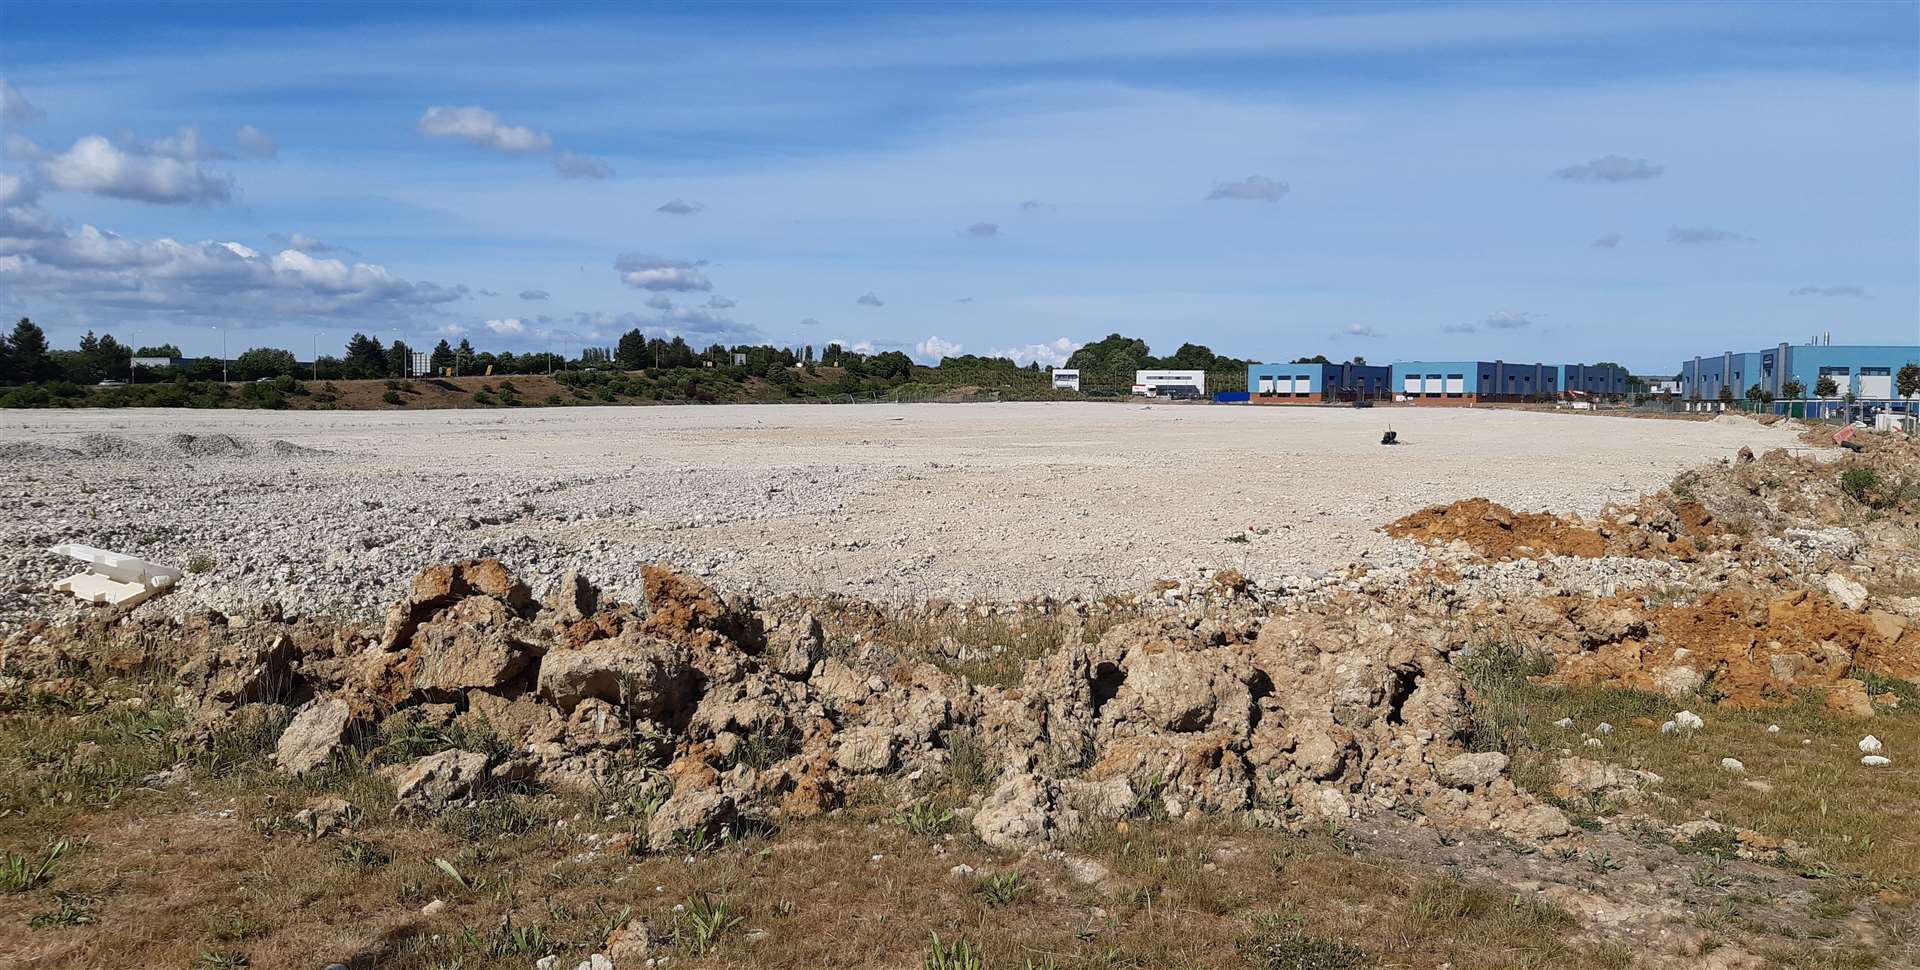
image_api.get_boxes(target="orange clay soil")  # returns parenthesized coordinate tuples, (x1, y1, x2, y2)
(1550, 589, 1917, 709)
(1385, 498, 1610, 559)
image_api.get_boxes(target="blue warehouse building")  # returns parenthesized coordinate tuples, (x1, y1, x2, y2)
(1247, 360, 1392, 403)
(1562, 363, 1629, 397)
(1390, 360, 1563, 404)
(1680, 343, 1920, 414)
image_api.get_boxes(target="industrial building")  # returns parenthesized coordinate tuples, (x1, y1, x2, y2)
(1562, 363, 1630, 397)
(1247, 361, 1391, 403)
(1679, 343, 1920, 413)
(1391, 360, 1564, 404)
(1133, 369, 1206, 397)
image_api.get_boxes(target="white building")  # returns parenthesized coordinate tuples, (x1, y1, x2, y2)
(1050, 368, 1081, 391)
(1133, 369, 1206, 396)
(410, 351, 432, 377)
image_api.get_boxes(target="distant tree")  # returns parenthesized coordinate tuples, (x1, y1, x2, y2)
(1291, 355, 1332, 364)
(578, 346, 610, 366)
(803, 344, 815, 364)
(456, 338, 474, 374)
(134, 343, 184, 358)
(1066, 333, 1154, 388)
(1897, 363, 1920, 400)
(1744, 384, 1772, 404)
(8, 318, 55, 383)
(344, 333, 385, 377)
(0, 327, 10, 383)
(1716, 384, 1734, 403)
(386, 340, 414, 378)
(430, 339, 454, 373)
(1781, 379, 1805, 399)
(1816, 375, 1839, 398)
(233, 347, 298, 381)
(616, 328, 647, 369)
(1349, 355, 1366, 366)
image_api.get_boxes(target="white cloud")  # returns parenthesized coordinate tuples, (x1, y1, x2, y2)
(990, 336, 1081, 368)
(915, 335, 963, 362)
(1207, 175, 1289, 202)
(235, 125, 278, 158)
(614, 253, 712, 291)
(1484, 311, 1535, 330)
(3, 132, 44, 161)
(554, 151, 614, 179)
(0, 215, 464, 323)
(856, 291, 884, 307)
(486, 317, 528, 335)
(961, 221, 999, 237)
(0, 79, 41, 123)
(643, 294, 674, 310)
(831, 338, 876, 354)
(1789, 285, 1867, 298)
(416, 105, 553, 154)
(520, 289, 549, 300)
(705, 295, 735, 309)
(143, 127, 228, 162)
(267, 231, 345, 255)
(0, 173, 33, 207)
(1668, 226, 1749, 244)
(1554, 155, 1663, 182)
(657, 198, 705, 215)
(36, 134, 234, 204)
(1591, 232, 1622, 248)
(1338, 323, 1382, 337)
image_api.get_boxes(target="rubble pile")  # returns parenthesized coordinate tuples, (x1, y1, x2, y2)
(3, 559, 1575, 849)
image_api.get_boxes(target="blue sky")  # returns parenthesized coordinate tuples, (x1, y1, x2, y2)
(2, 1, 1915, 371)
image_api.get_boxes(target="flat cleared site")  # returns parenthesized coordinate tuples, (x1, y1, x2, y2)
(0, 403, 1804, 620)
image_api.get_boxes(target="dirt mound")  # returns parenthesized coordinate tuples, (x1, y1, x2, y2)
(1386, 498, 1609, 559)
(10, 433, 331, 462)
(168, 432, 250, 457)
(0, 441, 72, 461)
(1548, 588, 1916, 709)
(10, 560, 1574, 850)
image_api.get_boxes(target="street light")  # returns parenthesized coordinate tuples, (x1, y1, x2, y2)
(211, 325, 227, 382)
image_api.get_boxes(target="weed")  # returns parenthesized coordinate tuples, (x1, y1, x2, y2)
(1237, 919, 1366, 970)
(1839, 468, 1880, 504)
(209, 910, 272, 943)
(976, 870, 1032, 907)
(675, 893, 743, 955)
(198, 952, 249, 969)
(336, 838, 391, 870)
(433, 857, 483, 891)
(896, 799, 958, 836)
(1, 839, 70, 893)
(923, 933, 985, 970)
(944, 731, 993, 794)
(439, 797, 550, 840)
(1224, 532, 1250, 544)
(459, 917, 551, 956)
(186, 554, 216, 574)
(197, 705, 291, 775)
(28, 890, 99, 928)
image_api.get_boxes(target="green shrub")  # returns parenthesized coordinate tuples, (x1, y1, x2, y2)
(381, 390, 403, 406)
(1839, 468, 1880, 504)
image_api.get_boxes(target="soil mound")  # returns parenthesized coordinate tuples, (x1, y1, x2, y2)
(1548, 588, 1917, 709)
(1386, 498, 1608, 559)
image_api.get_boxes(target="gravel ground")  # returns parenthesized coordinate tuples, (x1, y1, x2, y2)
(0, 403, 1808, 625)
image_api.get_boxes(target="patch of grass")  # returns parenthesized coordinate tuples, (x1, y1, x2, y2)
(675, 892, 743, 955)
(1839, 468, 1880, 504)
(437, 796, 553, 841)
(975, 870, 1032, 907)
(196, 705, 291, 777)
(1238, 911, 1366, 970)
(186, 554, 216, 574)
(28, 889, 99, 928)
(1, 838, 70, 893)
(922, 933, 985, 970)
(895, 799, 957, 836)
(335, 837, 390, 870)
(208, 910, 273, 943)
(943, 731, 994, 795)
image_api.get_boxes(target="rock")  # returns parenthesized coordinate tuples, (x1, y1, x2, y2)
(293, 796, 356, 837)
(1823, 679, 1875, 718)
(1553, 717, 1573, 729)
(645, 786, 737, 851)
(1500, 804, 1571, 841)
(973, 773, 1077, 849)
(1582, 737, 1603, 749)
(407, 597, 537, 691)
(1660, 720, 1678, 734)
(606, 918, 656, 964)
(832, 725, 897, 775)
(1822, 574, 1869, 612)
(1436, 752, 1508, 789)
(1553, 758, 1662, 802)
(766, 612, 824, 679)
(572, 956, 613, 970)
(1595, 722, 1613, 735)
(1859, 734, 1883, 753)
(1653, 665, 1705, 696)
(421, 899, 447, 916)
(949, 864, 976, 879)
(390, 749, 488, 813)
(1675, 819, 1726, 840)
(545, 569, 599, 624)
(538, 637, 693, 719)
(1674, 710, 1704, 731)
(1719, 758, 1745, 773)
(1767, 725, 1780, 734)
(275, 698, 355, 775)
(1861, 755, 1891, 767)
